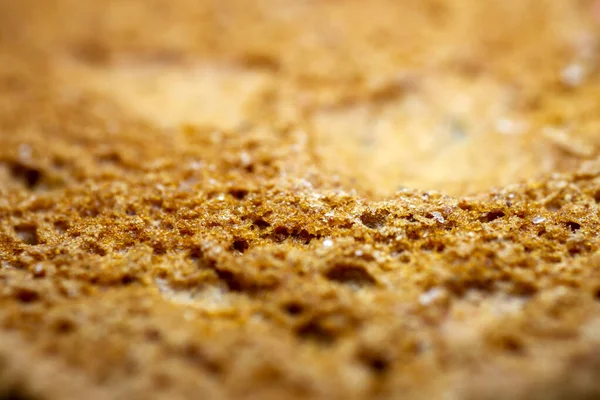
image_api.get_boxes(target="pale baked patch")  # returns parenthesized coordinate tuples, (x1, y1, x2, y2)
(60, 60, 271, 130)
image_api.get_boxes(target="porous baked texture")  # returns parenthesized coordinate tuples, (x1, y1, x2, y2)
(2, 1, 600, 399)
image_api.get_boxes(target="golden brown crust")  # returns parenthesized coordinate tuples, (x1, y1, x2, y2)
(2, 1, 600, 399)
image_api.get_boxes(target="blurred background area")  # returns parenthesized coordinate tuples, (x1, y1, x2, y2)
(1, 0, 600, 196)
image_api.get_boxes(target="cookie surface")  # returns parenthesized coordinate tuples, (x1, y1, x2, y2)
(2, 1, 600, 399)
